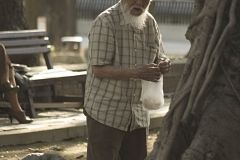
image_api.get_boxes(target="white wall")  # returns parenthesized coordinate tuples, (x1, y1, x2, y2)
(159, 24, 190, 56)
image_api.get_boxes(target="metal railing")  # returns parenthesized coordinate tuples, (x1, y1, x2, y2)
(152, 1, 194, 24)
(75, 0, 194, 24)
(75, 0, 117, 20)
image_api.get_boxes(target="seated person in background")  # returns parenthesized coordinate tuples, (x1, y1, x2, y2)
(0, 44, 32, 124)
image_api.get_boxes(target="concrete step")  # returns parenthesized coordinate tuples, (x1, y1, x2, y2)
(0, 110, 87, 146)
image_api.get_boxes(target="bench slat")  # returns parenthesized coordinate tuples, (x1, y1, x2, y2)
(6, 47, 50, 55)
(34, 102, 82, 109)
(29, 70, 87, 87)
(0, 29, 47, 39)
(0, 39, 49, 47)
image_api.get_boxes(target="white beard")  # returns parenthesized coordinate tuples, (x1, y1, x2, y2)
(121, 3, 149, 30)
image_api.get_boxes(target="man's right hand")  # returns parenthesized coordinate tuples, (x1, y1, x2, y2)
(134, 63, 161, 82)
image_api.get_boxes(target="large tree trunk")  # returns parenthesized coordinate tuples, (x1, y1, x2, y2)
(147, 0, 240, 159)
(0, 0, 27, 30)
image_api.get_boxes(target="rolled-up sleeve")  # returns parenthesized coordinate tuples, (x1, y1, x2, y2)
(88, 18, 115, 65)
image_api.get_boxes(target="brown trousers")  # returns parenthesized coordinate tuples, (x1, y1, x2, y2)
(86, 116, 147, 160)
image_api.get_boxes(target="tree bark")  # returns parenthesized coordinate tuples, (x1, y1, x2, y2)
(0, 0, 27, 30)
(147, 0, 240, 159)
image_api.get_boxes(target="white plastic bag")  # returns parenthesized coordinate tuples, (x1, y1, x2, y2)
(140, 75, 164, 110)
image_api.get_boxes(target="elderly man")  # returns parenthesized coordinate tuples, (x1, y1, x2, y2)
(84, 0, 170, 159)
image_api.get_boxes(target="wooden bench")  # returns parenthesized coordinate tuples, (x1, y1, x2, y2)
(0, 29, 87, 118)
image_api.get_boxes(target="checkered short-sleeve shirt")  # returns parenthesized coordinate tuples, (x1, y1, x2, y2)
(84, 2, 165, 131)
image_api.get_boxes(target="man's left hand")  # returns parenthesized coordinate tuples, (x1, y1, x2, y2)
(158, 57, 171, 74)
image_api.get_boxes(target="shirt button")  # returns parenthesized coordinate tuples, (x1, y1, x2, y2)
(134, 49, 137, 52)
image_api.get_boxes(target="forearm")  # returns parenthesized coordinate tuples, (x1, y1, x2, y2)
(92, 65, 138, 80)
(92, 63, 164, 82)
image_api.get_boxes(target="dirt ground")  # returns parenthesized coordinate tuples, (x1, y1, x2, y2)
(0, 129, 159, 160)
